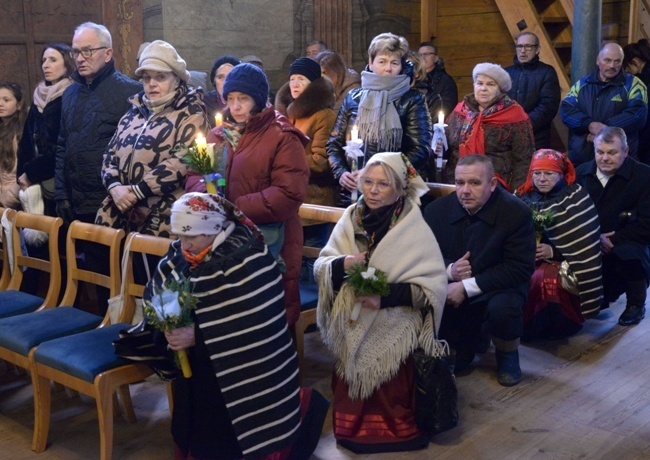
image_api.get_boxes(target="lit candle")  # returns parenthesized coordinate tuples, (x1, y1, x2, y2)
(215, 112, 223, 127)
(438, 111, 445, 125)
(195, 133, 207, 153)
(351, 124, 359, 141)
(206, 143, 215, 165)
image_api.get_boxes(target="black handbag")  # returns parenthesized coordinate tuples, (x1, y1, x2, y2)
(413, 309, 458, 436)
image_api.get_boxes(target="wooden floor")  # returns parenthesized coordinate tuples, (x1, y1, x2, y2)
(2, 294, 650, 459)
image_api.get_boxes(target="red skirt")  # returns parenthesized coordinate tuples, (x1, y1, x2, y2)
(524, 261, 583, 339)
(332, 357, 429, 454)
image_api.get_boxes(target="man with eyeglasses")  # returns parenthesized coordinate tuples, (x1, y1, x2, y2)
(417, 41, 458, 118)
(505, 32, 560, 150)
(561, 42, 647, 166)
(55, 21, 141, 227)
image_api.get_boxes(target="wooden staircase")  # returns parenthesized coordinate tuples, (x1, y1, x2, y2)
(494, 0, 573, 96)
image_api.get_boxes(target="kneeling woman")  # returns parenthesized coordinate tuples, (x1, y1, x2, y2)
(517, 150, 603, 339)
(117, 192, 328, 460)
(315, 152, 447, 453)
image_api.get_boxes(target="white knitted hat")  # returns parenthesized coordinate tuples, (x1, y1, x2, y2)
(136, 40, 191, 83)
(472, 62, 512, 92)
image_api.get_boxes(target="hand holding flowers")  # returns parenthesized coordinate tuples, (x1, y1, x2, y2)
(143, 276, 198, 378)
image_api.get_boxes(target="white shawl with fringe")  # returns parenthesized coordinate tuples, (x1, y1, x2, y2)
(315, 199, 447, 400)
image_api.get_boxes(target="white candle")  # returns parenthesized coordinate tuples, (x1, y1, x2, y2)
(215, 113, 223, 127)
(351, 124, 359, 141)
(195, 133, 207, 153)
(438, 111, 445, 125)
(206, 143, 215, 165)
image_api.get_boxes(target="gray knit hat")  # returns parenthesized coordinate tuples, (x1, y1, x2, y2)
(472, 62, 511, 92)
(136, 40, 191, 83)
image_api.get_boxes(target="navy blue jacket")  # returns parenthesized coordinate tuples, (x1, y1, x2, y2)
(54, 60, 141, 216)
(415, 63, 458, 118)
(560, 69, 647, 166)
(506, 56, 561, 149)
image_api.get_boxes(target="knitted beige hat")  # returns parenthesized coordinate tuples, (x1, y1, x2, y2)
(472, 62, 512, 92)
(136, 40, 191, 83)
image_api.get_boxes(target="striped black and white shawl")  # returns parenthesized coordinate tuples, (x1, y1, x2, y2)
(522, 183, 603, 317)
(116, 223, 301, 459)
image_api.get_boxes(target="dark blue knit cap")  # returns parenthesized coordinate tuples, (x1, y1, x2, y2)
(223, 63, 269, 111)
(289, 57, 321, 81)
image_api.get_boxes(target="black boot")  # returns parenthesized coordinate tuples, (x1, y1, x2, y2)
(618, 305, 646, 326)
(495, 349, 521, 386)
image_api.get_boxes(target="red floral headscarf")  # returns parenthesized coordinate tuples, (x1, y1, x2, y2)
(517, 149, 576, 195)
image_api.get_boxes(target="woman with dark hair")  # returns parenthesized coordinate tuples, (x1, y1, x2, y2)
(315, 50, 360, 113)
(0, 82, 26, 208)
(326, 33, 433, 206)
(17, 43, 74, 216)
(204, 55, 240, 128)
(623, 40, 650, 164)
(186, 63, 309, 327)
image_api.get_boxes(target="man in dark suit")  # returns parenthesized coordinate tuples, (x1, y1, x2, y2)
(424, 155, 535, 386)
(575, 126, 650, 325)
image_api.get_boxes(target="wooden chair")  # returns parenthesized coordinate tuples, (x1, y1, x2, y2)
(0, 221, 123, 380)
(0, 212, 63, 318)
(0, 207, 15, 291)
(295, 204, 344, 383)
(30, 232, 173, 460)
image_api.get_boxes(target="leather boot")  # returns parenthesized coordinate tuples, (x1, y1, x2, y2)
(492, 337, 521, 386)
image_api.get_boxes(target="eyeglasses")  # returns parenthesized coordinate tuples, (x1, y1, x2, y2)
(69, 47, 107, 59)
(515, 44, 537, 50)
(361, 178, 391, 192)
(419, 52, 437, 57)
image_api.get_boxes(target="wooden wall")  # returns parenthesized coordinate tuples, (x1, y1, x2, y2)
(404, 0, 631, 98)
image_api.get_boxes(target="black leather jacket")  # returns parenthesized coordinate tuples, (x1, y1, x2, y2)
(327, 86, 432, 186)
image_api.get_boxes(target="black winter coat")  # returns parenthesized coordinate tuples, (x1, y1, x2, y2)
(327, 86, 432, 188)
(424, 187, 535, 295)
(17, 97, 62, 184)
(54, 60, 141, 216)
(416, 64, 458, 118)
(505, 56, 561, 149)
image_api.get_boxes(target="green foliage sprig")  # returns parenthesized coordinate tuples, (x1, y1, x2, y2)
(143, 276, 198, 332)
(531, 208, 554, 235)
(345, 265, 390, 297)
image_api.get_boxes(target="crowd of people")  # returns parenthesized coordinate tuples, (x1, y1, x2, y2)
(1, 19, 649, 458)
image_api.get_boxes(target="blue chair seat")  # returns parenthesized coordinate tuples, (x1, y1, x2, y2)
(0, 308, 103, 356)
(0, 290, 44, 318)
(34, 323, 132, 383)
(299, 282, 319, 311)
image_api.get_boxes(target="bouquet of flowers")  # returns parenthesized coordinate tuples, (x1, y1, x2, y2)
(143, 276, 198, 378)
(531, 208, 554, 244)
(345, 264, 390, 324)
(179, 135, 226, 194)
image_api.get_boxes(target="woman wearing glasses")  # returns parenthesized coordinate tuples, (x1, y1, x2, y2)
(315, 152, 447, 453)
(443, 62, 535, 192)
(16, 44, 74, 218)
(95, 40, 208, 238)
(517, 149, 602, 339)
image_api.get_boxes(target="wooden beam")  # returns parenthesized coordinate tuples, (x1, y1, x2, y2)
(420, 0, 437, 42)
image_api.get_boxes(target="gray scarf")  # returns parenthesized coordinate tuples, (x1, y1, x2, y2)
(358, 71, 410, 151)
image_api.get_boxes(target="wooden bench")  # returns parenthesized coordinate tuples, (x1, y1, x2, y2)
(296, 204, 344, 383)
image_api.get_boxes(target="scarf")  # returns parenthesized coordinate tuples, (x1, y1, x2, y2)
(355, 196, 403, 256)
(142, 85, 180, 114)
(315, 199, 448, 400)
(32, 78, 73, 113)
(222, 117, 246, 150)
(457, 94, 529, 189)
(357, 71, 410, 151)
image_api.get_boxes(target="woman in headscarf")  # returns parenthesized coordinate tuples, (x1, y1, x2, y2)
(517, 149, 603, 339)
(315, 152, 447, 453)
(116, 192, 328, 459)
(186, 63, 309, 327)
(95, 40, 208, 238)
(17, 43, 74, 217)
(443, 62, 535, 191)
(326, 33, 432, 206)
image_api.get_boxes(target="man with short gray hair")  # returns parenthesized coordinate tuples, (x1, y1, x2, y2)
(575, 126, 650, 326)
